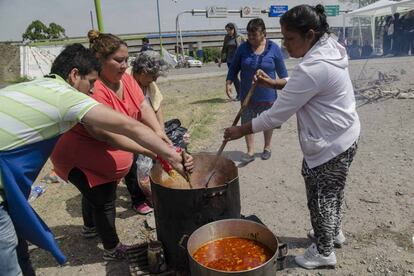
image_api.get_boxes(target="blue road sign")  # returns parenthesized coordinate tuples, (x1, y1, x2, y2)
(269, 5, 288, 17)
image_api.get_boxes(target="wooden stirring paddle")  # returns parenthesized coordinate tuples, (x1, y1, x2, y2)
(204, 83, 257, 187)
(181, 150, 192, 188)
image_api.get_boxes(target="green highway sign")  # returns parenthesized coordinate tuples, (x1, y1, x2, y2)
(325, 5, 339, 16)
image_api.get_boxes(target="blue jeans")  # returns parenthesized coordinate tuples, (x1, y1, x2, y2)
(0, 203, 22, 276)
(0, 203, 35, 276)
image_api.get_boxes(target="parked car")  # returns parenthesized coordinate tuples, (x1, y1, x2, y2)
(185, 56, 202, 68)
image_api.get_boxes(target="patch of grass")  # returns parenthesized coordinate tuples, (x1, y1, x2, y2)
(159, 77, 228, 151)
(8, 76, 32, 84)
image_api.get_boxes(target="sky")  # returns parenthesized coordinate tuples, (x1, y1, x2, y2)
(0, 0, 351, 42)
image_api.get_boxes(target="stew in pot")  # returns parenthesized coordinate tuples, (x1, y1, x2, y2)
(193, 237, 273, 271)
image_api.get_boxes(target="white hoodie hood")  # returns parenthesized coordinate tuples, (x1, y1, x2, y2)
(303, 34, 349, 70)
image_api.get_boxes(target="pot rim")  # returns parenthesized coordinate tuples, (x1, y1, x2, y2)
(187, 218, 278, 273)
(150, 176, 239, 191)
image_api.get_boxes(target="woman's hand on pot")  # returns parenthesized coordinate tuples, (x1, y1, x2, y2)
(182, 152, 194, 173)
(169, 151, 194, 177)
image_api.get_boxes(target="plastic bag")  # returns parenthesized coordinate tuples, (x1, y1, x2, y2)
(136, 154, 154, 204)
(164, 119, 189, 148)
(136, 154, 153, 179)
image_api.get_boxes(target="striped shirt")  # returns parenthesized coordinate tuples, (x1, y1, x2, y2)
(0, 75, 99, 202)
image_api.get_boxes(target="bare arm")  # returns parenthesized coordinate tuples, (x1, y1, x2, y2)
(84, 125, 157, 159)
(254, 69, 287, 90)
(141, 100, 171, 144)
(155, 107, 165, 131)
(225, 80, 234, 100)
(81, 104, 193, 175)
(224, 122, 253, 141)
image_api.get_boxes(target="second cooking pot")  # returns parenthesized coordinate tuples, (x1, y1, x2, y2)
(187, 219, 280, 276)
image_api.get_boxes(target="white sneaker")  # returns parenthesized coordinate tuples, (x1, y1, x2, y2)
(308, 229, 345, 247)
(295, 243, 336, 269)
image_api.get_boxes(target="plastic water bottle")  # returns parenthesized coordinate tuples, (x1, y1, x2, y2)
(29, 185, 46, 202)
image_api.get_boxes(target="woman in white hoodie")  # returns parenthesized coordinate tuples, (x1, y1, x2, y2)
(224, 4, 360, 269)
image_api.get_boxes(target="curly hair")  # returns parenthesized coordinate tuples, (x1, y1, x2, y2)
(131, 50, 169, 76)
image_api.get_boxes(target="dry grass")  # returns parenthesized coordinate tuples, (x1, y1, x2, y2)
(159, 76, 234, 152)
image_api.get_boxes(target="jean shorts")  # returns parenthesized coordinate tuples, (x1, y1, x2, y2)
(241, 103, 273, 124)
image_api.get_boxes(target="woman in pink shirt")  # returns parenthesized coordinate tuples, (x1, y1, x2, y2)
(51, 30, 181, 261)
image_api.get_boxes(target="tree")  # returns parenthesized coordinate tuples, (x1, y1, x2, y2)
(22, 20, 48, 41)
(22, 20, 66, 41)
(47, 23, 66, 39)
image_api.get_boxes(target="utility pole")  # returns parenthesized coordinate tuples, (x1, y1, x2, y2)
(94, 0, 104, 32)
(156, 0, 163, 52)
(90, 10, 94, 30)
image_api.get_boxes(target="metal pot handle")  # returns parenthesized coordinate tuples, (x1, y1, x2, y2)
(178, 234, 190, 250)
(203, 183, 228, 198)
(278, 243, 288, 257)
(276, 243, 288, 271)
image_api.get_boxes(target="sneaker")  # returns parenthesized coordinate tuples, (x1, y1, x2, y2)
(261, 149, 272, 160)
(81, 226, 98, 238)
(132, 202, 153, 215)
(308, 229, 345, 248)
(103, 243, 129, 261)
(295, 243, 336, 269)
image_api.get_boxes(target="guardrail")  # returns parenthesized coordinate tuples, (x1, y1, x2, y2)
(9, 28, 281, 54)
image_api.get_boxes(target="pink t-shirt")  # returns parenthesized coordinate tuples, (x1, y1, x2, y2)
(51, 74, 145, 187)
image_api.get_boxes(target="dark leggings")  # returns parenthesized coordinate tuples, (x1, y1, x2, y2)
(68, 168, 119, 250)
(302, 141, 358, 256)
(124, 154, 146, 206)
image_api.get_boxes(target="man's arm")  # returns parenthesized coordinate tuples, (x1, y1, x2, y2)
(84, 125, 157, 159)
(81, 104, 191, 175)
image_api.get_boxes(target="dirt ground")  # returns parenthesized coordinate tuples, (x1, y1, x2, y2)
(29, 56, 414, 276)
(0, 44, 20, 83)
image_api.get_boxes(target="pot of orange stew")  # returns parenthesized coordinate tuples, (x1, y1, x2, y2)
(187, 219, 279, 275)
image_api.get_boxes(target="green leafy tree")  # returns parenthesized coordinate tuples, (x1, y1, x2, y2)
(47, 23, 66, 39)
(22, 20, 66, 41)
(22, 20, 49, 41)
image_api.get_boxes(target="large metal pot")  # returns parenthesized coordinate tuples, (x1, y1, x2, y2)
(150, 153, 241, 272)
(187, 219, 279, 276)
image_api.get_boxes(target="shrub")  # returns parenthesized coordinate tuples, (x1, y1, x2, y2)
(202, 47, 221, 63)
